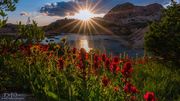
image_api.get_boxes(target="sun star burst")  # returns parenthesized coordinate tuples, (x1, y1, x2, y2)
(73, 9, 95, 21)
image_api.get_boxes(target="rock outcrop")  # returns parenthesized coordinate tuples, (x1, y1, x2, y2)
(104, 2, 163, 25)
(103, 2, 163, 48)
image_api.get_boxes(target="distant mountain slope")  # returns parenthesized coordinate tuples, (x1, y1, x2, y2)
(104, 2, 163, 25)
(103, 2, 163, 49)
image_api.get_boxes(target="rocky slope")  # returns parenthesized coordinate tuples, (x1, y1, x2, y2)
(104, 2, 163, 25)
(103, 2, 163, 49)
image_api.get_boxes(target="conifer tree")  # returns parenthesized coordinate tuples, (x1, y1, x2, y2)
(145, 2, 180, 64)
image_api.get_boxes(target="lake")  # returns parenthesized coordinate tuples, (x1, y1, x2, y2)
(41, 34, 144, 57)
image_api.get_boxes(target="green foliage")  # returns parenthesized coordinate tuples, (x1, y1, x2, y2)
(133, 61, 180, 101)
(18, 21, 45, 43)
(145, 3, 180, 65)
(0, 0, 18, 27)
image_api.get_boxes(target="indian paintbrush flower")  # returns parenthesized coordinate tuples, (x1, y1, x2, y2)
(102, 76, 110, 87)
(121, 62, 133, 78)
(144, 92, 156, 101)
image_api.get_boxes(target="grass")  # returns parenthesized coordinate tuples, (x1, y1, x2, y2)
(132, 61, 180, 101)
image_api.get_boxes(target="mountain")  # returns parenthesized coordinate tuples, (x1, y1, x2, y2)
(103, 2, 163, 48)
(104, 2, 163, 25)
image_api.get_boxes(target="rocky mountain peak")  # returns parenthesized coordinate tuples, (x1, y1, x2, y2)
(104, 2, 163, 25)
(109, 2, 134, 12)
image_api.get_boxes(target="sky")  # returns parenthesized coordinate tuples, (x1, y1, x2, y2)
(6, 0, 178, 26)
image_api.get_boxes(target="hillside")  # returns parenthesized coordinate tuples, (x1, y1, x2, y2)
(104, 2, 163, 25)
(104, 2, 163, 48)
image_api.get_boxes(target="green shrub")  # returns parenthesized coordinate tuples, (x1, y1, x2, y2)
(17, 21, 45, 43)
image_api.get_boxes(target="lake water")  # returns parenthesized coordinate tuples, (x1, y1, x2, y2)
(41, 34, 144, 57)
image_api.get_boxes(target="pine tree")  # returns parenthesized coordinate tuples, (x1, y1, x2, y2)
(145, 2, 180, 65)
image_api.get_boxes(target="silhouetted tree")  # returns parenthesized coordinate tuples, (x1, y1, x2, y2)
(145, 2, 180, 65)
(0, 0, 18, 27)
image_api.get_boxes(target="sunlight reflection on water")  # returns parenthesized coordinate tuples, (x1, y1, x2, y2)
(79, 39, 92, 52)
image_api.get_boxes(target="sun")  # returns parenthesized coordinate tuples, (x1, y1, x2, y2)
(73, 9, 95, 21)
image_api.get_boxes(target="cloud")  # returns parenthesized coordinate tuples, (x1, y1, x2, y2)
(40, 1, 78, 16)
(162, 0, 180, 8)
(39, 0, 170, 17)
(39, 0, 124, 17)
(20, 11, 30, 16)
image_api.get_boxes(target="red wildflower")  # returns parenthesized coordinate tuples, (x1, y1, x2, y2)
(123, 62, 132, 70)
(39, 45, 49, 51)
(121, 62, 133, 78)
(78, 60, 85, 70)
(105, 58, 111, 69)
(110, 63, 120, 74)
(102, 76, 110, 87)
(102, 54, 106, 62)
(124, 83, 132, 93)
(124, 83, 138, 94)
(110, 63, 116, 73)
(131, 86, 138, 93)
(72, 47, 76, 54)
(94, 54, 98, 61)
(94, 54, 101, 62)
(94, 61, 99, 68)
(58, 58, 64, 70)
(115, 66, 121, 74)
(80, 48, 88, 60)
(144, 92, 156, 101)
(113, 56, 119, 64)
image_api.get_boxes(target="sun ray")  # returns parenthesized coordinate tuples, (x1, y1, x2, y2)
(88, 20, 99, 34)
(78, 21, 85, 33)
(69, 20, 82, 32)
(91, 19, 113, 34)
(88, 0, 102, 12)
(60, 20, 79, 29)
(86, 20, 92, 34)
